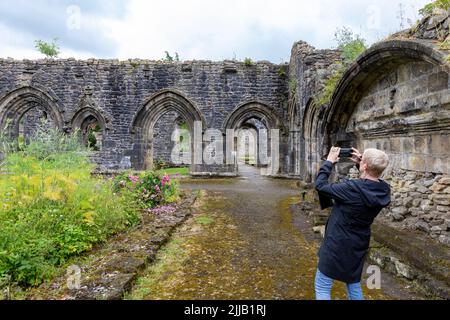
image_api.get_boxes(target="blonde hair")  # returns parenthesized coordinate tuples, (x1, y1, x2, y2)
(362, 148, 390, 177)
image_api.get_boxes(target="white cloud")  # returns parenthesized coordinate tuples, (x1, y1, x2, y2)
(1, 0, 431, 62)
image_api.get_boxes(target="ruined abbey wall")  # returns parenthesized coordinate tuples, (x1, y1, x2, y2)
(0, 59, 288, 174)
(285, 13, 450, 245)
(1, 11, 449, 245)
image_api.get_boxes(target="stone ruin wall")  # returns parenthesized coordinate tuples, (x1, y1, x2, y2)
(286, 12, 450, 246)
(1, 10, 449, 246)
(0, 58, 289, 174)
(348, 60, 450, 245)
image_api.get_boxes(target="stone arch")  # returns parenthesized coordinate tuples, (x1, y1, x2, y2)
(71, 100, 112, 151)
(223, 101, 283, 132)
(223, 101, 285, 175)
(322, 39, 450, 155)
(0, 86, 64, 139)
(130, 89, 206, 171)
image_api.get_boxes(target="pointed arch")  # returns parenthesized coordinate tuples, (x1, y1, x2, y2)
(223, 101, 285, 175)
(322, 39, 450, 150)
(130, 89, 206, 170)
(0, 86, 64, 138)
(71, 95, 113, 131)
(223, 100, 284, 133)
(302, 98, 322, 182)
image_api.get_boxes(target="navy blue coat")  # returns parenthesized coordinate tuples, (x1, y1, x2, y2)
(315, 161, 391, 284)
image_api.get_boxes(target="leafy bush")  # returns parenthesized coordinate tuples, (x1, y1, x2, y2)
(315, 27, 367, 106)
(334, 27, 367, 64)
(244, 58, 253, 66)
(278, 66, 287, 78)
(34, 38, 60, 58)
(0, 127, 141, 286)
(315, 66, 345, 107)
(113, 171, 179, 209)
(419, 0, 450, 16)
(163, 51, 180, 62)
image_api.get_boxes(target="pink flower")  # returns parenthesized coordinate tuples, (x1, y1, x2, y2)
(128, 175, 140, 184)
(155, 185, 161, 193)
(161, 174, 170, 186)
(147, 205, 176, 215)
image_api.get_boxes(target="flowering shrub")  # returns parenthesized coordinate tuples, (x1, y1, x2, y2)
(0, 128, 140, 287)
(113, 171, 179, 209)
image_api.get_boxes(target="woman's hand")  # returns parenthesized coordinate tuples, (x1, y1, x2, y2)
(326, 147, 341, 164)
(350, 147, 362, 164)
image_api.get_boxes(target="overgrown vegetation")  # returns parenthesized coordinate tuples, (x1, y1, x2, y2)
(289, 79, 298, 95)
(34, 38, 60, 58)
(87, 124, 102, 151)
(113, 171, 179, 209)
(439, 40, 450, 50)
(419, 0, 450, 16)
(244, 58, 253, 66)
(278, 66, 288, 78)
(0, 124, 142, 287)
(163, 51, 180, 62)
(315, 27, 367, 106)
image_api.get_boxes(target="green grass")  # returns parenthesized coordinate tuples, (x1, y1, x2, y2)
(124, 237, 186, 300)
(157, 167, 190, 176)
(194, 215, 215, 226)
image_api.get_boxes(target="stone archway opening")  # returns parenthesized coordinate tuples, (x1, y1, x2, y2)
(71, 106, 110, 152)
(224, 101, 285, 177)
(234, 119, 269, 175)
(0, 87, 64, 148)
(80, 115, 103, 151)
(131, 90, 206, 173)
(152, 112, 192, 170)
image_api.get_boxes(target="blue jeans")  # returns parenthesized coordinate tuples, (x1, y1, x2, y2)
(315, 269, 364, 300)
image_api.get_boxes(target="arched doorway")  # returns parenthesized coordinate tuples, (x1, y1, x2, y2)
(153, 113, 191, 169)
(236, 121, 262, 167)
(71, 106, 110, 151)
(0, 86, 64, 144)
(130, 90, 206, 172)
(223, 101, 284, 176)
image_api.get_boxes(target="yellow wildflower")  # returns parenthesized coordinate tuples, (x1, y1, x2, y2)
(83, 211, 96, 225)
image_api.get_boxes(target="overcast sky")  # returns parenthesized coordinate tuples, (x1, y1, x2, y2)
(0, 0, 430, 62)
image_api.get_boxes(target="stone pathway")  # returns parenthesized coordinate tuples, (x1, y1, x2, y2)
(128, 165, 425, 300)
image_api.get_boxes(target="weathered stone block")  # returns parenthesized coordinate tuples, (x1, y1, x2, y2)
(416, 220, 430, 233)
(430, 182, 446, 192)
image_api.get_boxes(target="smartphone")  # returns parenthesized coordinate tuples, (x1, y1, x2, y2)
(339, 148, 353, 158)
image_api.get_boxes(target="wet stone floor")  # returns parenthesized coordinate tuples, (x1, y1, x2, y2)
(127, 165, 418, 300)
